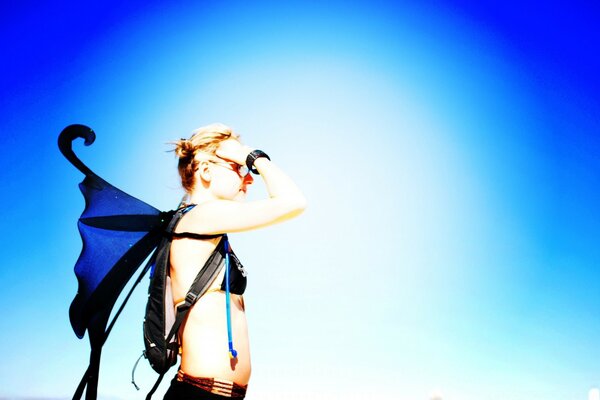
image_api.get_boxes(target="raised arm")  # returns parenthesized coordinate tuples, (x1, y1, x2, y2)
(176, 139, 306, 234)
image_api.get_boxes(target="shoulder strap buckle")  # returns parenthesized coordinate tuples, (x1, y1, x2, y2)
(184, 291, 198, 306)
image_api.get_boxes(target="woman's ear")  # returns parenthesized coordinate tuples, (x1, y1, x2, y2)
(197, 161, 212, 183)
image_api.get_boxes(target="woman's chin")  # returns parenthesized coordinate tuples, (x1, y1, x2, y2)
(234, 191, 247, 201)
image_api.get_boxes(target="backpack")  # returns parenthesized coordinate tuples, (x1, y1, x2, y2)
(137, 204, 227, 399)
(60, 125, 238, 400)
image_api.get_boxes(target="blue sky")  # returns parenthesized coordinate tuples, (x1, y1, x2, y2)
(0, 1, 599, 399)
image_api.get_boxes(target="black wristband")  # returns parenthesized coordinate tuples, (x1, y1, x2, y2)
(246, 150, 271, 174)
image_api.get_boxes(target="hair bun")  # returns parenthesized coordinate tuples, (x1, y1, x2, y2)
(174, 138, 196, 160)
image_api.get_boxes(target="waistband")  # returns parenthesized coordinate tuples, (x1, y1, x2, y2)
(177, 369, 248, 398)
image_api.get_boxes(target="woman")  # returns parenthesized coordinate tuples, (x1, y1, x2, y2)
(163, 123, 306, 399)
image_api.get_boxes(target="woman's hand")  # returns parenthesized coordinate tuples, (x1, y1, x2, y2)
(216, 139, 253, 165)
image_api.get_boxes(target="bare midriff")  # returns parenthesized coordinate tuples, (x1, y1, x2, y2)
(170, 237, 251, 387)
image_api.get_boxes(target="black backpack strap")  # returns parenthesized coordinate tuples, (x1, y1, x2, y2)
(178, 236, 228, 312)
(166, 236, 226, 340)
(155, 234, 227, 362)
(171, 231, 221, 240)
(143, 223, 227, 399)
(152, 211, 226, 345)
(145, 373, 166, 400)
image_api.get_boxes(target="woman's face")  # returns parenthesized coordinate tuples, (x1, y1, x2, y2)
(209, 159, 254, 201)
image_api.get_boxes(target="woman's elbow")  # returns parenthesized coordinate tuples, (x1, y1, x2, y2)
(282, 194, 307, 218)
(293, 194, 307, 214)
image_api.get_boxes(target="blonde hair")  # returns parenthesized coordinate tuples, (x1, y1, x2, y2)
(173, 123, 240, 193)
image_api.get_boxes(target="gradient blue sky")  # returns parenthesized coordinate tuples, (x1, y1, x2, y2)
(1, 1, 599, 399)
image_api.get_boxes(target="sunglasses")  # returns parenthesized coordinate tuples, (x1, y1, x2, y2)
(211, 161, 250, 178)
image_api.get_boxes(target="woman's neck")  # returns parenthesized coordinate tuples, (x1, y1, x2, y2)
(188, 189, 216, 205)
